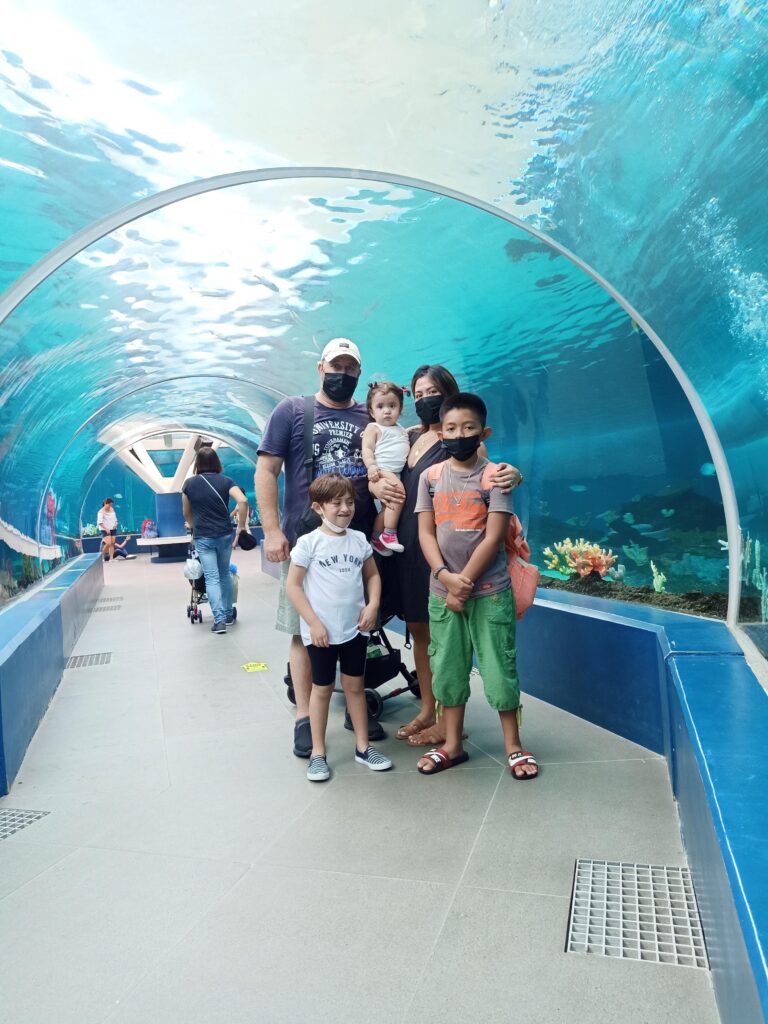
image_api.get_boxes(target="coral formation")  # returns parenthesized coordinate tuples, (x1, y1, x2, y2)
(622, 541, 648, 566)
(650, 561, 667, 593)
(741, 533, 768, 622)
(543, 538, 616, 578)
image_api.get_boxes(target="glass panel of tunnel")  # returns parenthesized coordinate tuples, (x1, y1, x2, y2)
(0, 176, 732, 616)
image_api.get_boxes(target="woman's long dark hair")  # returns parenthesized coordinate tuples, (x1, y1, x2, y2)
(194, 446, 223, 474)
(410, 364, 460, 433)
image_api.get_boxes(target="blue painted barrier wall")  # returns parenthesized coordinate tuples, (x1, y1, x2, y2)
(518, 590, 768, 1024)
(82, 534, 139, 554)
(156, 492, 186, 537)
(0, 554, 103, 793)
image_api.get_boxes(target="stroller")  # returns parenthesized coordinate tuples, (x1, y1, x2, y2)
(185, 542, 239, 625)
(284, 617, 421, 721)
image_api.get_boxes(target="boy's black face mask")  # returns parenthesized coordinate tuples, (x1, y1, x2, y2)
(442, 435, 482, 462)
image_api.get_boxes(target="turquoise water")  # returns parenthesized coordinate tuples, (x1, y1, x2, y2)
(0, 4, 766, 618)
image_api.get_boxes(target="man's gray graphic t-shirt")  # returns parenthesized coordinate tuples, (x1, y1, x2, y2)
(258, 396, 373, 546)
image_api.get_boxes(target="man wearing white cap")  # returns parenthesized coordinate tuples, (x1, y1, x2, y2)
(256, 338, 403, 756)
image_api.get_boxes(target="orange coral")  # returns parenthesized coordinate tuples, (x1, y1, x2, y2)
(543, 538, 616, 578)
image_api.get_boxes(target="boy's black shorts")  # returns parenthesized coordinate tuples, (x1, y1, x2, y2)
(307, 633, 367, 686)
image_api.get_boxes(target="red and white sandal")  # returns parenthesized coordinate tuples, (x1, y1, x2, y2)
(508, 750, 538, 780)
(417, 747, 470, 775)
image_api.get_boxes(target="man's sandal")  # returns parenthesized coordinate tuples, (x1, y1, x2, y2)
(417, 747, 470, 775)
(508, 750, 538, 780)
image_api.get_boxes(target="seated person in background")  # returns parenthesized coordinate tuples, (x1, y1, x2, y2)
(110, 537, 137, 560)
(361, 381, 411, 555)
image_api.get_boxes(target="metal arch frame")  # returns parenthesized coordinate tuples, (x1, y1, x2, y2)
(78, 422, 260, 540)
(0, 165, 741, 624)
(33, 372, 285, 553)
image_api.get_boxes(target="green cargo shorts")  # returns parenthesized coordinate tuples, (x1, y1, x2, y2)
(428, 587, 519, 710)
(275, 559, 301, 635)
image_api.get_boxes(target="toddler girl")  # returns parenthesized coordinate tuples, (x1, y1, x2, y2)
(362, 381, 410, 555)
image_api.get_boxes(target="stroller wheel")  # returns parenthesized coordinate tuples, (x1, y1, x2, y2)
(232, 606, 238, 621)
(408, 675, 421, 700)
(198, 609, 203, 622)
(365, 688, 384, 721)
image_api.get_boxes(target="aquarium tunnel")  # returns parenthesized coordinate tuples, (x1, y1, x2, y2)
(0, 4, 766, 1024)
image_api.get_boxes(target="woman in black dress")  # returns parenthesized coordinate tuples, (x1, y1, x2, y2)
(379, 365, 521, 747)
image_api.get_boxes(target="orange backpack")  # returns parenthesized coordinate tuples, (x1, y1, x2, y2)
(425, 460, 539, 619)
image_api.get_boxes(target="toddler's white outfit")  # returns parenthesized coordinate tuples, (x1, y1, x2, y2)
(374, 423, 410, 475)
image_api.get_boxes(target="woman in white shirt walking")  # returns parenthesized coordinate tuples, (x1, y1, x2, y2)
(97, 498, 118, 561)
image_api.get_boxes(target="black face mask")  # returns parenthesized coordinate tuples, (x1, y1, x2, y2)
(442, 435, 483, 462)
(322, 372, 358, 402)
(414, 394, 443, 424)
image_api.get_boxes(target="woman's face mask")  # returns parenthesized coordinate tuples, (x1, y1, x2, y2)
(414, 394, 443, 424)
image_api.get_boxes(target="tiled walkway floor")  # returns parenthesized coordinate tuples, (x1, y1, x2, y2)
(0, 556, 720, 1023)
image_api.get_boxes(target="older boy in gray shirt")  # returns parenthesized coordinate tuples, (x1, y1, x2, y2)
(414, 392, 538, 781)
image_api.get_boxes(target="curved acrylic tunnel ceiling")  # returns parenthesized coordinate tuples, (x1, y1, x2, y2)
(1, 1, 764, 617)
(0, 175, 733, 609)
(76, 424, 258, 536)
(46, 375, 275, 539)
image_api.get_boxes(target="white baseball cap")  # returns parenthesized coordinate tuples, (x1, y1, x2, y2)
(320, 337, 361, 366)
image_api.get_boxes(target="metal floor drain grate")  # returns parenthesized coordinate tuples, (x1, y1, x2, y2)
(95, 597, 123, 605)
(0, 808, 50, 840)
(66, 652, 112, 669)
(91, 605, 122, 613)
(567, 859, 708, 969)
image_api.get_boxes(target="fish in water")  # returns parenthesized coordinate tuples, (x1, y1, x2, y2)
(623, 512, 635, 524)
(700, 462, 716, 476)
(569, 484, 587, 492)
(660, 508, 675, 517)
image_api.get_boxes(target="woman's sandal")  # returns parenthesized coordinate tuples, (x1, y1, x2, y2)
(407, 724, 468, 747)
(508, 750, 538, 780)
(417, 748, 470, 775)
(395, 716, 434, 741)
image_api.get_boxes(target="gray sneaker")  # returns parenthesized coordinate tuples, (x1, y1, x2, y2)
(307, 755, 330, 782)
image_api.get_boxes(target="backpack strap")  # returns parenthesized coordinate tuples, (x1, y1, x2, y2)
(302, 395, 315, 486)
(425, 460, 447, 496)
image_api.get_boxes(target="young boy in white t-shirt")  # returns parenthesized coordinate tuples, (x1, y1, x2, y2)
(286, 473, 393, 782)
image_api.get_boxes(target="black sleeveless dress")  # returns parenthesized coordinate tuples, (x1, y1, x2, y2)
(379, 430, 447, 625)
